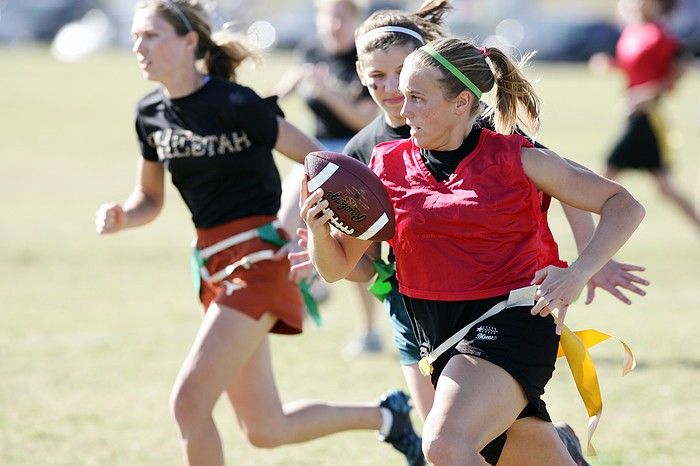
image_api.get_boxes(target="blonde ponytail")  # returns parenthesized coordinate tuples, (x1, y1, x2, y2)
(411, 38, 541, 135)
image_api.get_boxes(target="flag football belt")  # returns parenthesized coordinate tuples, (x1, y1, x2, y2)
(193, 220, 283, 283)
(417, 284, 636, 456)
(191, 220, 322, 326)
(417, 285, 539, 377)
(557, 326, 635, 456)
(367, 258, 396, 301)
(195, 220, 283, 260)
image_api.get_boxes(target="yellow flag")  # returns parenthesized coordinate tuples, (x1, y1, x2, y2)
(557, 327, 636, 455)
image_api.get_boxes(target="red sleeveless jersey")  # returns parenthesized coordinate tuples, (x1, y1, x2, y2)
(369, 131, 565, 301)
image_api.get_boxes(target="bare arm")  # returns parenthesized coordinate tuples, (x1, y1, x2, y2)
(560, 203, 596, 252)
(268, 66, 306, 100)
(556, 156, 599, 251)
(271, 64, 378, 131)
(522, 147, 645, 331)
(346, 242, 382, 282)
(560, 195, 650, 303)
(274, 116, 323, 164)
(302, 64, 378, 131)
(525, 148, 644, 273)
(315, 92, 378, 132)
(95, 158, 165, 234)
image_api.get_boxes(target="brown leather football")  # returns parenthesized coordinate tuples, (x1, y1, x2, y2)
(304, 151, 395, 241)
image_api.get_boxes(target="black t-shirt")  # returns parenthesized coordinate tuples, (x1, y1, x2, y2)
(419, 116, 547, 180)
(419, 127, 483, 182)
(300, 41, 370, 139)
(343, 115, 411, 165)
(135, 76, 284, 228)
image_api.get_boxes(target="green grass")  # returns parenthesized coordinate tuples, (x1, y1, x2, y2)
(1, 45, 699, 465)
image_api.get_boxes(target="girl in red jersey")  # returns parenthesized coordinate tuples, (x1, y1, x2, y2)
(302, 37, 645, 466)
(94, 1, 424, 465)
(331, 2, 648, 464)
(294, 3, 647, 464)
(590, 0, 700, 230)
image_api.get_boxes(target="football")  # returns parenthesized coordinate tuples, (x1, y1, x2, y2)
(304, 151, 395, 241)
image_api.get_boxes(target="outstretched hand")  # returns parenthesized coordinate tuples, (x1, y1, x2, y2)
(530, 265, 588, 335)
(288, 228, 316, 280)
(585, 260, 648, 305)
(271, 239, 317, 285)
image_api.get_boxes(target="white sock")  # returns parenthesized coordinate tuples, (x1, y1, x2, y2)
(378, 407, 393, 438)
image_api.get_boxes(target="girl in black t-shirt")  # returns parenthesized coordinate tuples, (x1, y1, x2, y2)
(95, 2, 423, 465)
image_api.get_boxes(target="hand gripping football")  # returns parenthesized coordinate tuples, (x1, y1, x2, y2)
(304, 151, 395, 241)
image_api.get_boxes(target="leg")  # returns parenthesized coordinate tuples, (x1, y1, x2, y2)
(169, 304, 277, 466)
(401, 364, 435, 421)
(496, 417, 580, 466)
(403, 365, 585, 465)
(225, 337, 382, 447)
(226, 344, 425, 464)
(422, 354, 574, 466)
(652, 170, 700, 229)
(387, 289, 432, 419)
(422, 354, 526, 466)
(344, 283, 383, 358)
(356, 282, 379, 337)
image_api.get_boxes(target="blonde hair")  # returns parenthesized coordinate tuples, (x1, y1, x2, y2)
(355, 0, 451, 56)
(135, 0, 259, 82)
(410, 37, 540, 135)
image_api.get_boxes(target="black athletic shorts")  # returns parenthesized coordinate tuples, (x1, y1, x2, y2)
(607, 107, 669, 171)
(404, 293, 560, 419)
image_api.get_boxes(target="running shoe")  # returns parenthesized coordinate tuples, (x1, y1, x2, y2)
(554, 422, 591, 466)
(378, 390, 425, 466)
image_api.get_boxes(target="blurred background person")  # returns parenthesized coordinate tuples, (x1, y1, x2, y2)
(590, 0, 700, 232)
(272, 0, 384, 358)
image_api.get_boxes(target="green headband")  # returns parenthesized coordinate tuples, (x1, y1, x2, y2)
(419, 45, 482, 99)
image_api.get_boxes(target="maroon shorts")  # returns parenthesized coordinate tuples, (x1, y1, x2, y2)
(195, 215, 304, 335)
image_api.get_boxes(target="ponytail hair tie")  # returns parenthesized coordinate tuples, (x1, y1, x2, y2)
(480, 46, 489, 58)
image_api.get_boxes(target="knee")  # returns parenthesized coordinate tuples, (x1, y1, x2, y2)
(169, 379, 211, 428)
(423, 432, 471, 466)
(244, 426, 287, 449)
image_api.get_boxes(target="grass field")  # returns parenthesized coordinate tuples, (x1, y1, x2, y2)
(1, 45, 699, 465)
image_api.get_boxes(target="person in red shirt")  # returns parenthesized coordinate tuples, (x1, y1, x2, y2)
(303, 37, 645, 465)
(590, 0, 700, 230)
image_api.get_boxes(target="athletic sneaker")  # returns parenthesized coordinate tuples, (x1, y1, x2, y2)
(554, 422, 591, 466)
(343, 330, 383, 359)
(378, 390, 425, 466)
